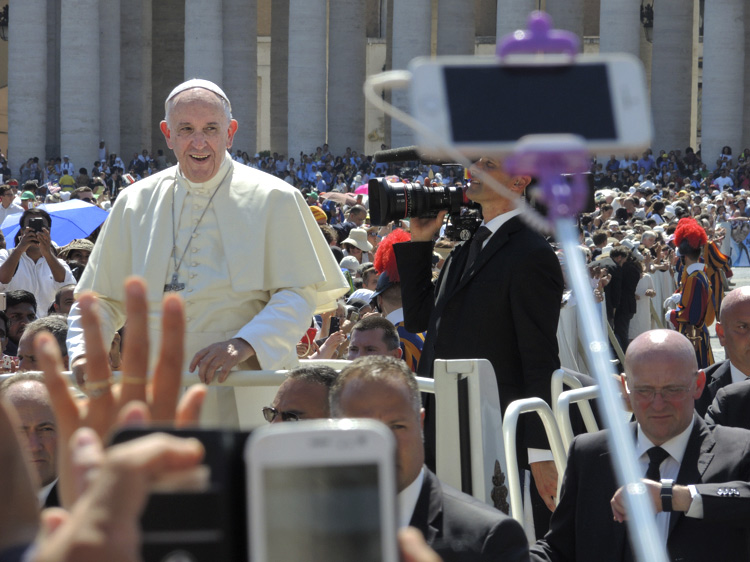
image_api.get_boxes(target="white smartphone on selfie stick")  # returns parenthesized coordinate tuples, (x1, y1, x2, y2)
(246, 419, 399, 562)
(408, 53, 652, 159)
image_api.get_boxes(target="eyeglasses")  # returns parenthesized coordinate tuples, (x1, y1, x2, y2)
(629, 385, 692, 402)
(262, 406, 299, 423)
(81, 198, 95, 203)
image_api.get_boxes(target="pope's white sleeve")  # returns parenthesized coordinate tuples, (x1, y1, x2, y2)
(233, 286, 316, 370)
(66, 296, 126, 365)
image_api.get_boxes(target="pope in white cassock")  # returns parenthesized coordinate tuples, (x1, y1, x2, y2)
(66, 79, 349, 425)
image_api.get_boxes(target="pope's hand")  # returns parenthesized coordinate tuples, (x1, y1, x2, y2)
(190, 338, 255, 384)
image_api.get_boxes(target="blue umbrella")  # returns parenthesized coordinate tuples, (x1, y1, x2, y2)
(1, 200, 109, 249)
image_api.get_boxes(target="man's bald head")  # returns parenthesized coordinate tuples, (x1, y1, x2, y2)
(719, 287, 750, 324)
(625, 329, 698, 376)
(623, 330, 704, 446)
(716, 287, 750, 375)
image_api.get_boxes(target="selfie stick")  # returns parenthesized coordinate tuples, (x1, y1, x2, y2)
(500, 13, 668, 562)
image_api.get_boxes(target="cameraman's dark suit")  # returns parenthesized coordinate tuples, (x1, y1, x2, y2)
(395, 214, 563, 531)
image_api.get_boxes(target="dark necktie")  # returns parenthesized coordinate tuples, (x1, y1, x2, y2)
(463, 226, 492, 278)
(645, 446, 669, 481)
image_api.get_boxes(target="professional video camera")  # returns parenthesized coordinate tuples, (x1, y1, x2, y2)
(368, 146, 483, 241)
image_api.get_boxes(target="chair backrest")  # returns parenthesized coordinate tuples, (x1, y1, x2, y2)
(501, 397, 568, 532)
(555, 385, 600, 451)
(433, 358, 506, 510)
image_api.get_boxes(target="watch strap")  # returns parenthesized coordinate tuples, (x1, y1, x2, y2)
(660, 478, 674, 512)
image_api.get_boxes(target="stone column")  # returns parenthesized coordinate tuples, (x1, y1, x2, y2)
(599, 0, 640, 57)
(100, 0, 121, 158)
(45, 0, 62, 160)
(391, 0, 430, 149)
(545, 0, 584, 40)
(744, 3, 750, 150)
(495, 0, 536, 41)
(151, 0, 185, 159)
(703, 0, 744, 166)
(120, 0, 152, 159)
(8, 0, 47, 176)
(223, 0, 257, 156)
(60, 0, 100, 173)
(650, 0, 693, 153)
(270, 0, 289, 154)
(328, 0, 366, 154)
(184, 0, 222, 84)
(437, 0, 476, 55)
(475, 0, 497, 38)
(287, 0, 326, 157)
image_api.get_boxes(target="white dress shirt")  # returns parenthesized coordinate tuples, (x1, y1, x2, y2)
(636, 417, 703, 543)
(398, 467, 425, 528)
(0, 252, 75, 317)
(0, 202, 23, 227)
(729, 361, 749, 384)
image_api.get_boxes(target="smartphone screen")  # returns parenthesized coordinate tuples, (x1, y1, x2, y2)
(262, 464, 382, 561)
(443, 64, 617, 143)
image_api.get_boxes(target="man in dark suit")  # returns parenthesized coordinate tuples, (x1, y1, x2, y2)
(611, 247, 640, 351)
(532, 330, 750, 562)
(330, 355, 529, 562)
(394, 157, 563, 531)
(0, 372, 59, 508)
(705, 379, 750, 429)
(695, 286, 750, 416)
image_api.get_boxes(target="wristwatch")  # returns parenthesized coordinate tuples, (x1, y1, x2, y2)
(660, 478, 674, 512)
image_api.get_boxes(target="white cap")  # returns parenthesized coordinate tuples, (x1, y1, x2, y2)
(165, 79, 231, 113)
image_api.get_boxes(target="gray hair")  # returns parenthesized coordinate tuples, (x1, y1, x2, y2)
(0, 371, 45, 394)
(164, 87, 232, 127)
(329, 355, 421, 418)
(287, 365, 338, 389)
(22, 315, 68, 358)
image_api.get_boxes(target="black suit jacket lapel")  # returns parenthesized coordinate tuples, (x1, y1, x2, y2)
(409, 469, 442, 546)
(708, 361, 733, 395)
(453, 216, 521, 294)
(439, 240, 471, 299)
(43, 481, 59, 509)
(613, 425, 639, 562)
(669, 418, 715, 537)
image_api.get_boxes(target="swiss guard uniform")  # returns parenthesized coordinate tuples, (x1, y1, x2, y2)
(669, 262, 715, 368)
(668, 218, 715, 369)
(704, 240, 732, 314)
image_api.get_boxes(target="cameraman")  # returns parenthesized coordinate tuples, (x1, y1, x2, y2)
(394, 156, 563, 537)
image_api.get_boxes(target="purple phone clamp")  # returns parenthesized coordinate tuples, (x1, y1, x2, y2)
(504, 135, 590, 220)
(497, 11, 580, 59)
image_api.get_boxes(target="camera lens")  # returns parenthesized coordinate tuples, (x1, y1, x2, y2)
(368, 178, 464, 225)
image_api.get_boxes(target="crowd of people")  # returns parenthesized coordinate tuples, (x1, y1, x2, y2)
(3, 75, 750, 562)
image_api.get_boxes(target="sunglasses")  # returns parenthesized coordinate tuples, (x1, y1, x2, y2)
(262, 406, 299, 423)
(81, 198, 96, 203)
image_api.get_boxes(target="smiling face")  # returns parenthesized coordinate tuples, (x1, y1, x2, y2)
(160, 88, 238, 183)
